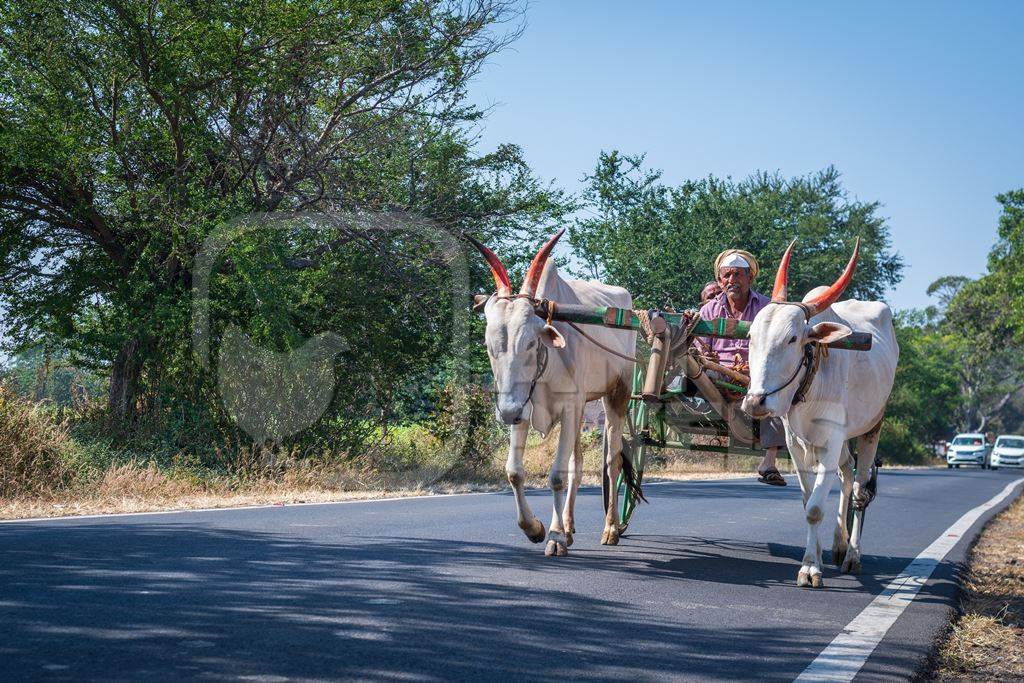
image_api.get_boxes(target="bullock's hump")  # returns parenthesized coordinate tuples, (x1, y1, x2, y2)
(564, 278, 633, 308)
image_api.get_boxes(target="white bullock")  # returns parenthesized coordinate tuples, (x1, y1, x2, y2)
(468, 229, 639, 556)
(741, 240, 899, 587)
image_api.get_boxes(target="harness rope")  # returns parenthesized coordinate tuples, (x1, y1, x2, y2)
(523, 343, 548, 406)
(536, 298, 640, 363)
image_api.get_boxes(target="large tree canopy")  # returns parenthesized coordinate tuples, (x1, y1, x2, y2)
(569, 151, 904, 309)
(933, 191, 1024, 433)
(0, 0, 568, 437)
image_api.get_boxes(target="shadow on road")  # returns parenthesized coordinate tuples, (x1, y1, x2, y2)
(0, 517, 952, 681)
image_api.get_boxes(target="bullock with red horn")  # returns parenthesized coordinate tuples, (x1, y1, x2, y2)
(466, 229, 638, 556)
(742, 239, 899, 587)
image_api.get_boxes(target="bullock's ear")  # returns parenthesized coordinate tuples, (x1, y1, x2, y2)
(472, 293, 490, 313)
(807, 322, 853, 345)
(540, 324, 566, 348)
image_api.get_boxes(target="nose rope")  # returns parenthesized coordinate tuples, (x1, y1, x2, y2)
(757, 342, 818, 405)
(523, 343, 548, 407)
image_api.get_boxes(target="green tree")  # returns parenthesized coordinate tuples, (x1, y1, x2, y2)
(987, 189, 1024, 330)
(941, 275, 1024, 433)
(0, 0, 565, 442)
(878, 311, 962, 461)
(1, 347, 106, 406)
(569, 151, 903, 309)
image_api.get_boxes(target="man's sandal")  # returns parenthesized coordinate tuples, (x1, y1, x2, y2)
(757, 467, 787, 486)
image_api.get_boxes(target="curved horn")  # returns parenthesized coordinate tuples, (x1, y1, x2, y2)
(520, 228, 565, 297)
(464, 233, 511, 296)
(772, 239, 797, 302)
(805, 238, 860, 316)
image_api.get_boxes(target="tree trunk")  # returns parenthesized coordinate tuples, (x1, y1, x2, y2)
(109, 338, 144, 421)
(974, 414, 988, 433)
(33, 353, 49, 401)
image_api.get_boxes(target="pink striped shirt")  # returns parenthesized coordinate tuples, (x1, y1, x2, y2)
(697, 290, 770, 363)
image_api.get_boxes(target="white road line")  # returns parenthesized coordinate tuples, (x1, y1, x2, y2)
(796, 476, 1024, 682)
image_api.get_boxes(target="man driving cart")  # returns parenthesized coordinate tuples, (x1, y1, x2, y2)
(697, 249, 788, 486)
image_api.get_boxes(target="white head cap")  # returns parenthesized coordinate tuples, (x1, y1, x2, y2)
(719, 253, 750, 269)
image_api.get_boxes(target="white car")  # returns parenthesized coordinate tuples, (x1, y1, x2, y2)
(992, 435, 1024, 469)
(946, 433, 991, 469)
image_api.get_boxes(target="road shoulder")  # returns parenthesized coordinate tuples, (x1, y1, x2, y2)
(923, 484, 1024, 680)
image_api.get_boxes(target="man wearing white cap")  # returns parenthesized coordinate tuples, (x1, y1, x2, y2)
(698, 248, 787, 486)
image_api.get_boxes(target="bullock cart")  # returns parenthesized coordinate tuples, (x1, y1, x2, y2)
(529, 301, 876, 530)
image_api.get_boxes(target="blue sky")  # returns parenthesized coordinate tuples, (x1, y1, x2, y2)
(469, 1, 1024, 310)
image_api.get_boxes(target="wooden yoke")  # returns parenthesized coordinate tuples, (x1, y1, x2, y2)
(640, 314, 670, 404)
(517, 301, 873, 351)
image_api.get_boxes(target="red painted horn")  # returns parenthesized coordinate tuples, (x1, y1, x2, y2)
(520, 228, 565, 297)
(805, 238, 860, 316)
(772, 239, 797, 302)
(465, 233, 511, 296)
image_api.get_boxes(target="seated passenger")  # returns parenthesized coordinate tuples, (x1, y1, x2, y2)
(700, 281, 722, 304)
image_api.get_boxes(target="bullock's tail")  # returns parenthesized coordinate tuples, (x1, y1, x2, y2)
(619, 441, 647, 504)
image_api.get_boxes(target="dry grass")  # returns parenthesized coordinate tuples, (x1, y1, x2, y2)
(0, 455, 503, 520)
(0, 397, 936, 522)
(930, 493, 1024, 681)
(1, 482, 498, 520)
(0, 423, 773, 520)
(0, 387, 78, 496)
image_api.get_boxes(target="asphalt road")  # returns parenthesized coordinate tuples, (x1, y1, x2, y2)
(1, 467, 1021, 682)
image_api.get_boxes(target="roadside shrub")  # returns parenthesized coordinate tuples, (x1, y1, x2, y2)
(877, 416, 929, 465)
(0, 386, 79, 496)
(428, 380, 503, 477)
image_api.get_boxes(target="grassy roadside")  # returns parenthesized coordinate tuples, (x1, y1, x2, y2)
(7, 387, 945, 522)
(2, 378, 790, 519)
(927, 491, 1024, 680)
(0, 422, 765, 520)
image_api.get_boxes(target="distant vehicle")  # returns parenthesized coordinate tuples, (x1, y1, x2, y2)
(946, 433, 991, 469)
(991, 435, 1024, 470)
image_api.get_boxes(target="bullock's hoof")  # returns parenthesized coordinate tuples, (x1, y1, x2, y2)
(544, 540, 568, 557)
(600, 526, 620, 546)
(523, 519, 546, 543)
(842, 553, 862, 575)
(832, 547, 847, 568)
(798, 567, 823, 588)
